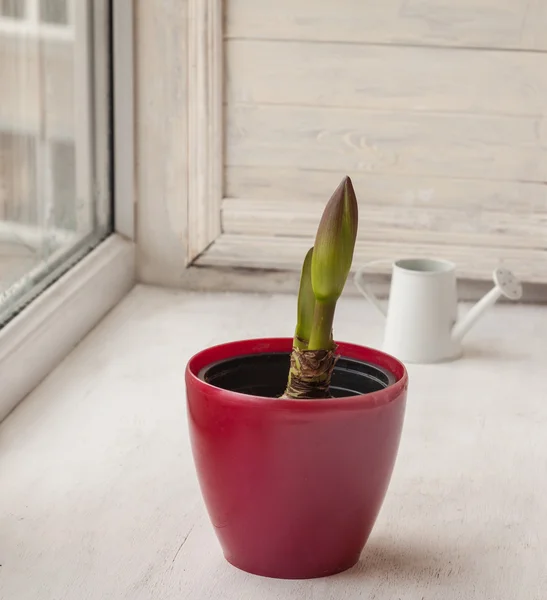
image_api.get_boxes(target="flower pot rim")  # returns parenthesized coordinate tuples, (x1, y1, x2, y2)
(186, 337, 408, 411)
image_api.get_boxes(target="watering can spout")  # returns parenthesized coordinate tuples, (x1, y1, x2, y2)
(451, 268, 522, 343)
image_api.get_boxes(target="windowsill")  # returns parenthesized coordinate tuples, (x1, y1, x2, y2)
(0, 234, 135, 420)
(0, 285, 545, 597)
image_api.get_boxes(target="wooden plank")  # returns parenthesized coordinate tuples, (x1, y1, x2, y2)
(225, 0, 547, 51)
(226, 40, 547, 117)
(226, 105, 547, 182)
(187, 0, 223, 262)
(135, 0, 190, 286)
(196, 233, 547, 282)
(225, 167, 547, 214)
(520, 0, 547, 51)
(221, 198, 547, 250)
(178, 264, 547, 303)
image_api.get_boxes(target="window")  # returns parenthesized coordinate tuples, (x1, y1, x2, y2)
(0, 0, 26, 20)
(0, 0, 73, 38)
(0, 0, 25, 19)
(0, 0, 110, 325)
(0, 0, 134, 421)
(39, 0, 69, 26)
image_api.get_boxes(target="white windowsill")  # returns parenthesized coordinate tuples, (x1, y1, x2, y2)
(0, 233, 135, 421)
(0, 285, 545, 598)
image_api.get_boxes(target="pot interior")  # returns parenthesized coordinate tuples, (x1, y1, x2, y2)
(199, 352, 397, 398)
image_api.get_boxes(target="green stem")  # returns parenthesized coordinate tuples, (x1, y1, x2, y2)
(293, 326, 310, 350)
(308, 300, 336, 350)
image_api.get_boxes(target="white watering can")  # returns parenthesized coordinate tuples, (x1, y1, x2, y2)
(354, 258, 523, 364)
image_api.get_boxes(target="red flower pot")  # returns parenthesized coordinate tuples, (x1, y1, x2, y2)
(185, 338, 408, 579)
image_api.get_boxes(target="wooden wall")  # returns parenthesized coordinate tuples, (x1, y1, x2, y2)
(219, 0, 547, 282)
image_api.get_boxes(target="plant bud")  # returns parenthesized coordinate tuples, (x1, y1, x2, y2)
(311, 176, 358, 302)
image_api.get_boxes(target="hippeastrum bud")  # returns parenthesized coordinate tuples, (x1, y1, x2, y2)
(311, 176, 358, 303)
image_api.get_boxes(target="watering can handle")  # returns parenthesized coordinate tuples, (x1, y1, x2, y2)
(353, 260, 391, 318)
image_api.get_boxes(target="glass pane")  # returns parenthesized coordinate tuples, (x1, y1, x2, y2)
(50, 140, 76, 229)
(39, 0, 68, 26)
(0, 132, 38, 295)
(0, 0, 26, 19)
(0, 132, 38, 223)
(0, 1, 111, 325)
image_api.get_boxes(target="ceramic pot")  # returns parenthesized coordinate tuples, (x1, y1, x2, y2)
(185, 338, 408, 579)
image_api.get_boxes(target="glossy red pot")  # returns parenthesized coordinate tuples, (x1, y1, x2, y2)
(185, 338, 408, 579)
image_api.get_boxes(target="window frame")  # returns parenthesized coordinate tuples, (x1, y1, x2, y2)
(132, 0, 309, 290)
(0, 0, 136, 421)
(134, 0, 547, 299)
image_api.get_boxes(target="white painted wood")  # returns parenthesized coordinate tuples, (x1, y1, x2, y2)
(134, 0, 190, 286)
(220, 4, 547, 287)
(1, 286, 546, 598)
(222, 198, 547, 250)
(196, 233, 547, 283)
(226, 0, 547, 51)
(226, 40, 547, 117)
(113, 0, 135, 240)
(134, 0, 225, 282)
(157, 265, 547, 304)
(226, 105, 547, 182)
(131, 0, 547, 290)
(518, 0, 547, 51)
(187, 0, 223, 261)
(225, 167, 547, 214)
(0, 234, 135, 422)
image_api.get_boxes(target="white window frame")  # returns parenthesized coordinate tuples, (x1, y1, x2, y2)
(135, 0, 547, 295)
(0, 0, 136, 421)
(133, 0, 321, 294)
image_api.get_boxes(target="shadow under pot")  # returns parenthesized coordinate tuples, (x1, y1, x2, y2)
(185, 337, 408, 580)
